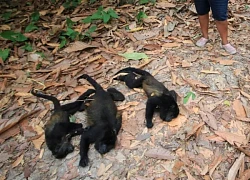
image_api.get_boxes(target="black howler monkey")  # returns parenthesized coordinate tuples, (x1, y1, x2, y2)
(77, 74, 124, 167)
(114, 67, 179, 128)
(31, 89, 95, 159)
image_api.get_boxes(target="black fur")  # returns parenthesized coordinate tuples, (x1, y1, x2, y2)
(31, 89, 95, 159)
(77, 74, 124, 167)
(114, 67, 179, 128)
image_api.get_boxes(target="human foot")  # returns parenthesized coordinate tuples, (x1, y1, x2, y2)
(196, 37, 209, 47)
(221, 43, 237, 54)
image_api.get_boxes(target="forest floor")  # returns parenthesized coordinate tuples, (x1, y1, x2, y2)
(0, 0, 250, 180)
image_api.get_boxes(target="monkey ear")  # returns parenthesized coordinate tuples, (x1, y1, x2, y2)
(168, 90, 178, 102)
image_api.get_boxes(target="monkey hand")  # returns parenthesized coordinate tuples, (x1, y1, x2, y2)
(79, 156, 89, 167)
(146, 122, 154, 128)
(77, 74, 89, 80)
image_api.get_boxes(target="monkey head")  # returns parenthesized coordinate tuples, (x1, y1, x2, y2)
(159, 91, 179, 122)
(45, 132, 75, 159)
(94, 127, 117, 155)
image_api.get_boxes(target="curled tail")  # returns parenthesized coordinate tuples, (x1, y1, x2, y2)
(31, 89, 61, 111)
(114, 67, 151, 76)
(77, 74, 103, 91)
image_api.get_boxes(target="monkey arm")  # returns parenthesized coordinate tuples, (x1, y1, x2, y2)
(145, 96, 162, 128)
(79, 126, 102, 167)
(114, 73, 144, 89)
(64, 125, 91, 141)
(61, 89, 95, 114)
(54, 122, 83, 138)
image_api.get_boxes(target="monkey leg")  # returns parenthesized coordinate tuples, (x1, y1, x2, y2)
(107, 88, 125, 101)
(79, 135, 91, 167)
(79, 126, 99, 167)
(115, 73, 144, 89)
(145, 96, 162, 128)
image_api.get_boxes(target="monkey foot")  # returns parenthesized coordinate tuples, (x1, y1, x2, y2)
(79, 157, 89, 167)
(146, 122, 154, 128)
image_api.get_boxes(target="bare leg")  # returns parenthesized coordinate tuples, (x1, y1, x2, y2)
(215, 20, 236, 54)
(196, 14, 210, 47)
(198, 14, 209, 39)
(215, 20, 228, 45)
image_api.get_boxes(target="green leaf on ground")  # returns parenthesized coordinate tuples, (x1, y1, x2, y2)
(224, 100, 231, 106)
(183, 91, 196, 104)
(108, 9, 118, 18)
(1, 12, 11, 21)
(0, 49, 10, 62)
(22, 43, 33, 52)
(59, 36, 67, 49)
(66, 18, 75, 28)
(69, 115, 76, 123)
(31, 11, 40, 22)
(0, 31, 28, 42)
(119, 52, 148, 60)
(136, 11, 147, 21)
(25, 23, 38, 33)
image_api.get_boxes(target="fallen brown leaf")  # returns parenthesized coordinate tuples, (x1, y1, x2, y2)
(156, 2, 176, 8)
(200, 111, 218, 130)
(97, 163, 106, 177)
(240, 169, 250, 180)
(145, 147, 176, 160)
(233, 99, 246, 118)
(228, 153, 245, 180)
(184, 169, 196, 180)
(214, 131, 247, 146)
(168, 115, 187, 130)
(0, 74, 17, 79)
(240, 90, 250, 100)
(12, 154, 24, 168)
(63, 41, 97, 53)
(209, 155, 223, 178)
(32, 134, 45, 150)
(200, 70, 220, 74)
(0, 109, 40, 135)
(172, 160, 184, 174)
(236, 117, 250, 122)
(182, 60, 192, 68)
(186, 122, 205, 140)
(143, 44, 162, 51)
(210, 58, 237, 65)
(162, 42, 181, 48)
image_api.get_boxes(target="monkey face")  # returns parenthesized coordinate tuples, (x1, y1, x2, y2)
(159, 95, 179, 122)
(46, 134, 75, 159)
(52, 140, 74, 159)
(94, 129, 117, 155)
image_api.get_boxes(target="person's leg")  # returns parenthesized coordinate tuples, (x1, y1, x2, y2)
(198, 14, 209, 40)
(210, 0, 236, 54)
(194, 0, 210, 47)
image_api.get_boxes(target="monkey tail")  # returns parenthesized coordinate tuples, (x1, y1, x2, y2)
(114, 67, 151, 76)
(77, 74, 103, 91)
(31, 89, 61, 110)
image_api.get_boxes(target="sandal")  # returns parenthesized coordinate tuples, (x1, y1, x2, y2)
(196, 37, 209, 47)
(221, 43, 237, 55)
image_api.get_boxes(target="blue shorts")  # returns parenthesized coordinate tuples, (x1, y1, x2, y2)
(194, 0, 229, 21)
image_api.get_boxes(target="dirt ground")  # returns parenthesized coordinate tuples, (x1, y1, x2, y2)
(0, 0, 250, 180)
